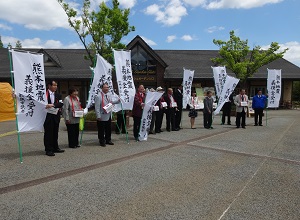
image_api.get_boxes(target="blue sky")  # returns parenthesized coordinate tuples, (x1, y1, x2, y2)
(0, 0, 299, 67)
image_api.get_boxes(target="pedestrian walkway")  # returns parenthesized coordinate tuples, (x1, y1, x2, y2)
(0, 110, 299, 219)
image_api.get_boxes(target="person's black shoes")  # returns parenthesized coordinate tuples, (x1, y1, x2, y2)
(106, 141, 114, 145)
(54, 148, 65, 153)
(46, 151, 55, 156)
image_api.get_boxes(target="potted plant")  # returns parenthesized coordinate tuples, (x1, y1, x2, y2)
(83, 110, 117, 131)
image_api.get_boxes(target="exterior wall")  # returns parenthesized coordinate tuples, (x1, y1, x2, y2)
(156, 63, 165, 89)
(283, 80, 292, 102)
(56, 79, 90, 108)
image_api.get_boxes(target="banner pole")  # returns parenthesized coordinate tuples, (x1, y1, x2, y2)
(120, 102, 129, 144)
(79, 57, 97, 145)
(79, 117, 85, 145)
(266, 91, 268, 127)
(8, 50, 23, 163)
(114, 114, 122, 134)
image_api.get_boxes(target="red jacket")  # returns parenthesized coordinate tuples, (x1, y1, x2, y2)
(132, 92, 145, 117)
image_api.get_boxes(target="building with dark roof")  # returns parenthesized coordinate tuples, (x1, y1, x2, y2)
(0, 35, 299, 107)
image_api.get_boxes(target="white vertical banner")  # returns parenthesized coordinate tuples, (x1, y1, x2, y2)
(214, 75, 239, 115)
(86, 54, 114, 108)
(139, 91, 163, 141)
(267, 69, 281, 108)
(212, 66, 227, 98)
(11, 50, 47, 132)
(182, 68, 194, 109)
(113, 50, 136, 110)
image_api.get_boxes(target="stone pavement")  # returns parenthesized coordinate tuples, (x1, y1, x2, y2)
(0, 110, 300, 220)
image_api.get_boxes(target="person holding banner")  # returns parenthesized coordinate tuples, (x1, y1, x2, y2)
(132, 85, 145, 141)
(149, 88, 157, 134)
(95, 83, 120, 147)
(234, 89, 248, 129)
(188, 92, 199, 129)
(203, 91, 214, 129)
(62, 87, 82, 148)
(221, 94, 233, 125)
(174, 85, 183, 130)
(165, 88, 179, 132)
(252, 90, 267, 126)
(44, 81, 64, 156)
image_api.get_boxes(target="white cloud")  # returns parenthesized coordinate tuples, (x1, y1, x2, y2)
(261, 41, 300, 67)
(2, 35, 83, 49)
(206, 26, 225, 33)
(89, 0, 107, 11)
(1, 36, 19, 46)
(144, 0, 188, 26)
(118, 0, 137, 8)
(0, 0, 74, 30)
(280, 42, 300, 67)
(166, 35, 177, 43)
(0, 23, 12, 31)
(181, 35, 194, 41)
(183, 0, 206, 7)
(204, 0, 284, 9)
(141, 36, 157, 46)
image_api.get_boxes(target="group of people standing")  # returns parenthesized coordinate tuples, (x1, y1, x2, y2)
(133, 85, 184, 141)
(42, 81, 267, 156)
(44, 81, 119, 156)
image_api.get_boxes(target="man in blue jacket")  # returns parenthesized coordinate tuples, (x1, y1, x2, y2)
(252, 90, 267, 126)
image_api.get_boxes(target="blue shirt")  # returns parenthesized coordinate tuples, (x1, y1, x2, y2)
(252, 95, 267, 109)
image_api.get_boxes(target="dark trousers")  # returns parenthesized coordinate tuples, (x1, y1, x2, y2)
(166, 108, 175, 130)
(222, 106, 231, 124)
(254, 108, 263, 125)
(155, 110, 164, 132)
(203, 113, 212, 128)
(44, 114, 60, 152)
(236, 109, 246, 127)
(66, 123, 79, 147)
(97, 118, 112, 144)
(116, 113, 126, 133)
(133, 116, 141, 139)
(175, 108, 182, 129)
(150, 112, 156, 132)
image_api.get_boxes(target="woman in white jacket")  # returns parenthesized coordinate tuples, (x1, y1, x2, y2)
(188, 92, 199, 129)
(63, 87, 82, 148)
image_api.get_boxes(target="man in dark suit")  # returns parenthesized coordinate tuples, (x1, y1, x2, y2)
(165, 88, 179, 132)
(203, 90, 214, 129)
(154, 87, 166, 133)
(44, 81, 64, 156)
(174, 85, 183, 129)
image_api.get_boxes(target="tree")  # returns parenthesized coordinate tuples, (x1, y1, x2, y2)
(15, 40, 22, 49)
(7, 42, 12, 49)
(57, 0, 135, 65)
(212, 30, 288, 83)
(0, 36, 3, 48)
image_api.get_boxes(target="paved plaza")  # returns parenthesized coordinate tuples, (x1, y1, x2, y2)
(0, 109, 300, 220)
